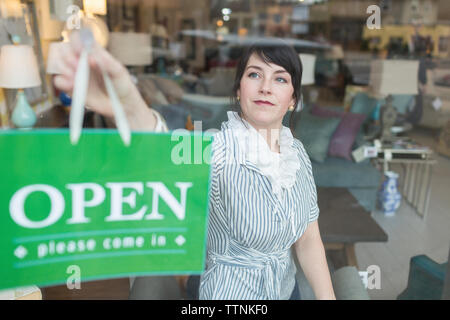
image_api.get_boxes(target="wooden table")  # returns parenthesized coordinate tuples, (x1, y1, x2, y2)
(40, 278, 130, 300)
(317, 188, 388, 269)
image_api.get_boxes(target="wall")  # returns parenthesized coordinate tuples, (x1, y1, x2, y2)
(35, 0, 66, 40)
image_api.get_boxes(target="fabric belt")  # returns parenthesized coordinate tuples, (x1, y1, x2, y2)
(206, 249, 290, 300)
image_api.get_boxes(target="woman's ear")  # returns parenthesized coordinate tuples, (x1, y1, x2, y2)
(289, 96, 296, 109)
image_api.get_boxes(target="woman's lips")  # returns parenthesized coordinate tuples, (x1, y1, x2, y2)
(254, 100, 275, 106)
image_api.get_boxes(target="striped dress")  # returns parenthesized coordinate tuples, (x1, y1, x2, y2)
(199, 112, 319, 300)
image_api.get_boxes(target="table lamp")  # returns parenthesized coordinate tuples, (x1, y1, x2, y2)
(108, 32, 152, 73)
(369, 59, 419, 142)
(0, 39, 42, 129)
(298, 53, 316, 111)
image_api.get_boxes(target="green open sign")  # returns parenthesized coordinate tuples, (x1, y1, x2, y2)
(0, 130, 212, 290)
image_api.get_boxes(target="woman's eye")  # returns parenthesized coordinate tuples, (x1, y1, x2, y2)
(248, 72, 260, 78)
(276, 77, 288, 83)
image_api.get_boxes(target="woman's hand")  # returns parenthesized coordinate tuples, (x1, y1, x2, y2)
(53, 31, 156, 130)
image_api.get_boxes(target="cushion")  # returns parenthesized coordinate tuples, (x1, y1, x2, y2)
(295, 111, 341, 163)
(331, 266, 370, 300)
(328, 112, 366, 160)
(371, 95, 414, 120)
(391, 94, 414, 114)
(350, 92, 378, 123)
(151, 76, 185, 104)
(311, 105, 365, 160)
(137, 77, 169, 106)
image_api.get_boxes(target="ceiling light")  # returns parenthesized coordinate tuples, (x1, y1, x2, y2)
(222, 8, 232, 15)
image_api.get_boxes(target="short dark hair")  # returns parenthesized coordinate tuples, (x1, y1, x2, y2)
(231, 40, 303, 133)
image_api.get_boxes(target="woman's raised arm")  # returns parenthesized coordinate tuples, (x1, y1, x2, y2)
(53, 31, 157, 131)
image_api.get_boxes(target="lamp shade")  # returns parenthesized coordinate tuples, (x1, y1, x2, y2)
(150, 24, 168, 39)
(108, 32, 152, 66)
(0, 45, 42, 89)
(83, 0, 107, 15)
(325, 45, 344, 60)
(369, 60, 419, 96)
(46, 42, 71, 74)
(299, 53, 316, 86)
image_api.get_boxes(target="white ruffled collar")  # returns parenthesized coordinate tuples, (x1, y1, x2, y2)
(225, 111, 300, 199)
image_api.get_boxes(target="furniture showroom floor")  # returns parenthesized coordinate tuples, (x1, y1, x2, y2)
(355, 127, 450, 300)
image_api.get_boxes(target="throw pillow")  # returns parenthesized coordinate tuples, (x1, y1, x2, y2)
(137, 77, 170, 107)
(295, 111, 341, 163)
(151, 76, 185, 104)
(350, 92, 377, 123)
(310, 105, 366, 160)
(392, 94, 414, 114)
(328, 112, 366, 160)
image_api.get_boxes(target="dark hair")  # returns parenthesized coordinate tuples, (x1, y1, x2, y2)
(231, 40, 303, 134)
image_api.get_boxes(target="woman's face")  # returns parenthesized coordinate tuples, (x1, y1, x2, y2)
(237, 53, 295, 130)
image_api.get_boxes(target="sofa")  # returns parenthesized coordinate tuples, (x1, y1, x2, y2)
(311, 157, 381, 212)
(291, 99, 383, 212)
(136, 73, 232, 131)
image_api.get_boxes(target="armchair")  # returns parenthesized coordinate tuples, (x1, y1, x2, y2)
(397, 245, 450, 300)
(419, 69, 450, 129)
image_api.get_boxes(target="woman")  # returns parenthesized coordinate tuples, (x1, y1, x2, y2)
(55, 34, 336, 300)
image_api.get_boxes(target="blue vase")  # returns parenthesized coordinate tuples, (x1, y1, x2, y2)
(59, 92, 72, 106)
(378, 171, 402, 216)
(11, 90, 36, 129)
